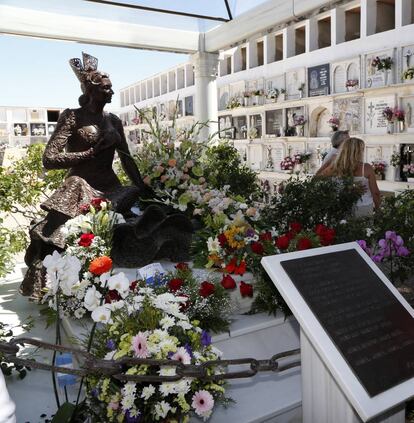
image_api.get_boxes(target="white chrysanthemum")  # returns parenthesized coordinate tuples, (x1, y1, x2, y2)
(141, 385, 156, 400)
(160, 316, 175, 330)
(154, 401, 173, 419)
(121, 395, 134, 411)
(158, 366, 176, 376)
(122, 382, 137, 397)
(176, 319, 192, 330)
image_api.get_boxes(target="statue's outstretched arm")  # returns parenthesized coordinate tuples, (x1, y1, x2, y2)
(113, 116, 146, 188)
(43, 109, 94, 170)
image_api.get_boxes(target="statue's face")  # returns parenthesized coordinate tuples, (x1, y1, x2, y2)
(89, 72, 114, 104)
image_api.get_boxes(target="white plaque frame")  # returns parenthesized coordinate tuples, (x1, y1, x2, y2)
(261, 242, 414, 422)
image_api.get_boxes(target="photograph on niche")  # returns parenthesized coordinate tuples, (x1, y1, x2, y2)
(13, 123, 28, 136)
(30, 123, 46, 136)
(47, 124, 56, 135)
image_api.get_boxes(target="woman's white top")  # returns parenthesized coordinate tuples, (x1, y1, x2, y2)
(0, 371, 16, 423)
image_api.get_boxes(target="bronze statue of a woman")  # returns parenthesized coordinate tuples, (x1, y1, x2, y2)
(20, 53, 191, 299)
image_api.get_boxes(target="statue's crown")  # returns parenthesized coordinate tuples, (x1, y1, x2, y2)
(69, 52, 100, 92)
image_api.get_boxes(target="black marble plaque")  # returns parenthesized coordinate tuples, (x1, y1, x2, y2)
(281, 249, 414, 397)
(308, 63, 330, 97)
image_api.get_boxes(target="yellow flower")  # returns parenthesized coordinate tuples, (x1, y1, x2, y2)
(224, 225, 246, 249)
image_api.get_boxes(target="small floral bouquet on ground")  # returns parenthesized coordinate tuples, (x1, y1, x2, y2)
(327, 116, 340, 130)
(280, 156, 295, 171)
(382, 107, 394, 122)
(345, 79, 359, 88)
(403, 163, 414, 178)
(371, 160, 387, 177)
(86, 288, 231, 422)
(371, 56, 393, 71)
(403, 67, 414, 80)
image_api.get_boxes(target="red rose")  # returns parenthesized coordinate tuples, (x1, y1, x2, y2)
(290, 222, 302, 233)
(297, 237, 312, 250)
(129, 281, 138, 291)
(105, 290, 121, 304)
(199, 281, 215, 297)
(90, 197, 107, 210)
(239, 281, 253, 298)
(234, 260, 247, 275)
(168, 278, 184, 292)
(276, 235, 290, 250)
(259, 232, 272, 242)
(320, 228, 336, 246)
(78, 233, 95, 247)
(218, 233, 227, 247)
(251, 241, 265, 255)
(314, 224, 328, 236)
(221, 274, 236, 289)
(225, 257, 237, 273)
(175, 262, 189, 271)
(286, 231, 296, 241)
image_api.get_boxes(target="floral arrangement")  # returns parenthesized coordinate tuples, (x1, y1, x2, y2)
(266, 88, 279, 99)
(345, 79, 359, 88)
(293, 115, 306, 127)
(157, 263, 232, 333)
(280, 156, 295, 171)
(248, 127, 258, 139)
(226, 97, 241, 109)
(402, 67, 414, 80)
(327, 116, 340, 130)
(371, 56, 393, 71)
(294, 152, 312, 164)
(371, 160, 387, 176)
(393, 108, 405, 122)
(402, 163, 414, 177)
(86, 288, 231, 422)
(253, 89, 264, 96)
(382, 107, 394, 122)
(390, 152, 401, 167)
(298, 83, 305, 92)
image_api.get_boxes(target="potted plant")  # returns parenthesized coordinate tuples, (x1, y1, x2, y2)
(327, 116, 340, 131)
(293, 115, 306, 136)
(242, 91, 251, 107)
(371, 160, 387, 180)
(382, 106, 394, 133)
(266, 88, 279, 102)
(402, 163, 414, 182)
(345, 79, 359, 91)
(279, 88, 286, 102)
(371, 56, 393, 85)
(252, 89, 264, 106)
(394, 108, 405, 132)
(298, 83, 305, 99)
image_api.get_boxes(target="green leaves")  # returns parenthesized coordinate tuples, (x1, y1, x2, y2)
(51, 402, 76, 423)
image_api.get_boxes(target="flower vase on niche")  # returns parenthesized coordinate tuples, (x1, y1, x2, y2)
(297, 126, 304, 137)
(398, 120, 405, 133)
(387, 122, 394, 134)
(384, 71, 388, 86)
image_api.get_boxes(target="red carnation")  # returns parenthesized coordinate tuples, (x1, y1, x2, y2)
(218, 233, 227, 247)
(179, 294, 191, 311)
(199, 281, 215, 297)
(90, 197, 107, 210)
(221, 274, 236, 289)
(251, 241, 265, 255)
(290, 221, 302, 233)
(78, 233, 95, 247)
(168, 278, 184, 292)
(297, 237, 312, 250)
(175, 262, 189, 271)
(234, 260, 247, 275)
(276, 235, 290, 250)
(239, 281, 254, 298)
(259, 232, 272, 242)
(105, 290, 121, 304)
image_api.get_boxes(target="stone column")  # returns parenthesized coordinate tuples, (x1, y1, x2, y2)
(191, 51, 219, 140)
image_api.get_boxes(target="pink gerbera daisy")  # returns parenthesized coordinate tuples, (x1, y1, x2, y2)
(131, 332, 149, 358)
(191, 390, 214, 418)
(171, 347, 191, 365)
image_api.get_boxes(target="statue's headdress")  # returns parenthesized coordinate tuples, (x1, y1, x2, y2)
(69, 52, 109, 93)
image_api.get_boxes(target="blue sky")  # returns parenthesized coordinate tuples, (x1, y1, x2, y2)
(0, 34, 188, 110)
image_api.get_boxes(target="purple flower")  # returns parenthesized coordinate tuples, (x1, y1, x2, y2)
(357, 240, 367, 250)
(246, 228, 256, 238)
(385, 231, 397, 241)
(395, 235, 404, 246)
(167, 351, 175, 359)
(125, 410, 141, 423)
(397, 246, 410, 257)
(372, 254, 384, 263)
(184, 343, 194, 358)
(201, 330, 212, 347)
(106, 339, 116, 351)
(91, 388, 99, 398)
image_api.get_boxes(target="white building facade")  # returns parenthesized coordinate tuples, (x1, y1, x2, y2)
(120, 0, 414, 191)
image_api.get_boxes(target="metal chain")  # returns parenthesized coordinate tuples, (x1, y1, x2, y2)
(0, 338, 300, 382)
